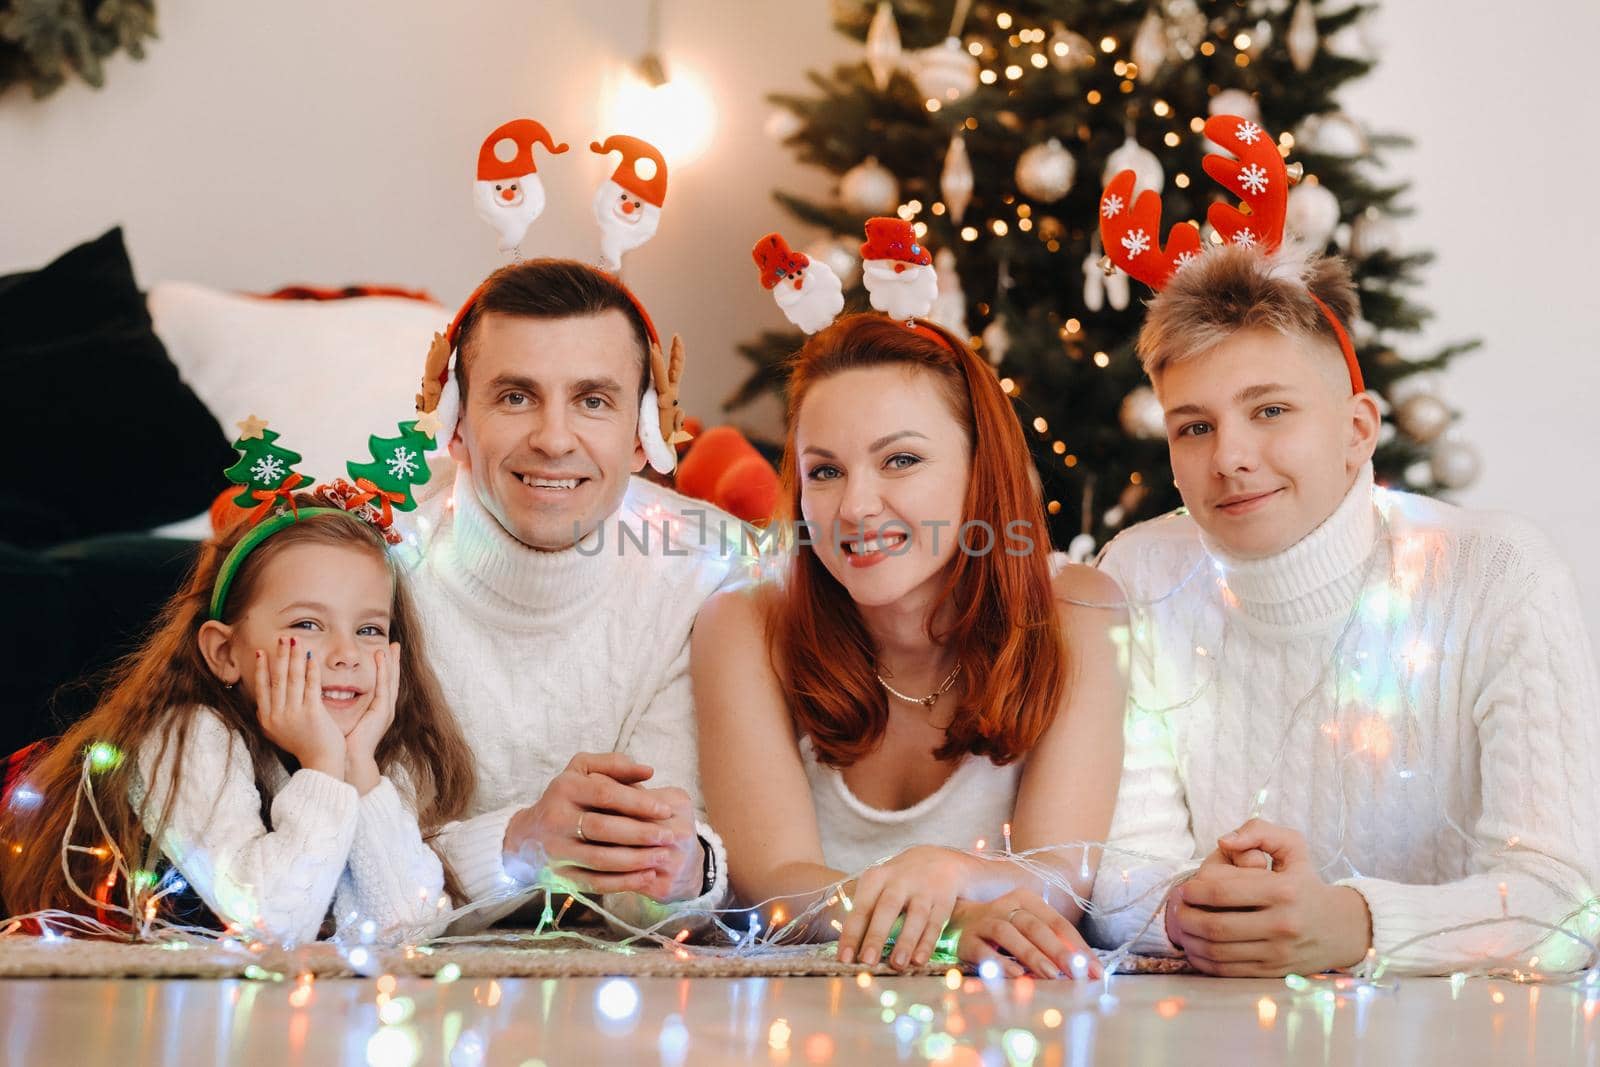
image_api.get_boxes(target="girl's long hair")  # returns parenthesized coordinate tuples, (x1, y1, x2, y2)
(0, 497, 476, 920)
(774, 313, 1068, 767)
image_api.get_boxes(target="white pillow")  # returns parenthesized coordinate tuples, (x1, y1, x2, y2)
(148, 281, 450, 488)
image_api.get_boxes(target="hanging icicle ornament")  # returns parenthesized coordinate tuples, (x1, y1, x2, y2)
(1015, 138, 1077, 203)
(840, 157, 900, 215)
(910, 36, 979, 105)
(941, 133, 975, 224)
(1287, 0, 1320, 72)
(1131, 11, 1171, 81)
(864, 1, 903, 91)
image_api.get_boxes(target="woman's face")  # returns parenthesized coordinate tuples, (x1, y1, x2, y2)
(795, 364, 972, 610)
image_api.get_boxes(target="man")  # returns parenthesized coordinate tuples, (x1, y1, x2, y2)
(405, 259, 752, 930)
(1087, 245, 1600, 976)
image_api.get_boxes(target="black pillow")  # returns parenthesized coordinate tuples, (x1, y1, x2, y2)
(3, 228, 235, 547)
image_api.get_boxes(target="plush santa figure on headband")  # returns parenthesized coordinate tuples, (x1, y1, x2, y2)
(752, 232, 844, 334)
(592, 135, 668, 271)
(860, 217, 937, 322)
(473, 119, 570, 252)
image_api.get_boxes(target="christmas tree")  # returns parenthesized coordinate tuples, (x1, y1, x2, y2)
(735, 0, 1478, 550)
(224, 423, 304, 508)
(346, 420, 434, 512)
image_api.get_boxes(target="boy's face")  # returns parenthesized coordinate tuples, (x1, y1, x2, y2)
(1155, 328, 1379, 559)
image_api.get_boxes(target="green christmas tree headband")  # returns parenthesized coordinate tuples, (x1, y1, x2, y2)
(208, 415, 436, 620)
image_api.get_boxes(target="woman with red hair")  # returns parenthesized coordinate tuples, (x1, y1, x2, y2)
(692, 314, 1129, 978)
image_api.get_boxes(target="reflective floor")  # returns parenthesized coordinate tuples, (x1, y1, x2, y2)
(1, 971, 1596, 1066)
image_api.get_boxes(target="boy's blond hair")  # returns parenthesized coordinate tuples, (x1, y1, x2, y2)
(1135, 244, 1359, 382)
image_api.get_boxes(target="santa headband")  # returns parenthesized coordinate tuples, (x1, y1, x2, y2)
(209, 417, 420, 620)
(751, 216, 952, 351)
(416, 117, 689, 476)
(1098, 114, 1363, 394)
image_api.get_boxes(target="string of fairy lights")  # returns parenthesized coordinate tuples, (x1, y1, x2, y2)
(3, 482, 1596, 1019)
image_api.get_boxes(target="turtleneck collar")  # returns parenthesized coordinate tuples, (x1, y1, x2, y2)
(1200, 462, 1379, 629)
(430, 465, 617, 623)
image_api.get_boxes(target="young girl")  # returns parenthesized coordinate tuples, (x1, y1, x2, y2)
(0, 488, 476, 945)
(694, 313, 1130, 978)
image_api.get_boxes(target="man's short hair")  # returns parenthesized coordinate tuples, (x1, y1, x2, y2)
(1136, 244, 1360, 383)
(453, 259, 654, 403)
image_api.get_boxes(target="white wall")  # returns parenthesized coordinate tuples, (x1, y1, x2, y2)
(3, 1, 1596, 644)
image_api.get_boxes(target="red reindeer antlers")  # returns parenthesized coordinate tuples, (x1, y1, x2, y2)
(1097, 115, 1362, 393)
(1097, 170, 1203, 291)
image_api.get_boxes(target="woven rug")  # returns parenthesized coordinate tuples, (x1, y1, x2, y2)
(0, 933, 1190, 980)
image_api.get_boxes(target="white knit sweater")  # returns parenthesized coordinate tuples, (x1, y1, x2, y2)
(403, 468, 752, 931)
(134, 708, 450, 945)
(1088, 464, 1600, 974)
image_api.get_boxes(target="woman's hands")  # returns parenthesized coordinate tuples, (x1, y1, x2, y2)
(254, 637, 346, 779)
(951, 890, 1103, 980)
(836, 845, 980, 969)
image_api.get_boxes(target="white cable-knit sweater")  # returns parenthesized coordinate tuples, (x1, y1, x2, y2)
(1088, 464, 1600, 974)
(133, 708, 450, 945)
(403, 468, 751, 931)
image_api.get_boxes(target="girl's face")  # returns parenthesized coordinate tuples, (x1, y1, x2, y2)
(208, 542, 394, 733)
(795, 364, 972, 611)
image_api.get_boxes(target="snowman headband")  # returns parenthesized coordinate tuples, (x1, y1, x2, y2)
(1098, 114, 1363, 394)
(415, 118, 690, 476)
(209, 417, 421, 620)
(750, 216, 955, 352)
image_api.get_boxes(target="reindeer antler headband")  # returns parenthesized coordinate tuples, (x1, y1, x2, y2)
(415, 117, 690, 477)
(1098, 114, 1364, 394)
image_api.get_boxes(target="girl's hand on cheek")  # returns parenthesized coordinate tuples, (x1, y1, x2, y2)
(254, 637, 347, 779)
(343, 643, 400, 795)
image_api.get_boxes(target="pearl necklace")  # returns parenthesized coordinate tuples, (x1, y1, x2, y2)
(876, 664, 963, 708)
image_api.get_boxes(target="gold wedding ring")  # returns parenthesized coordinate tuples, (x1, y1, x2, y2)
(576, 812, 588, 842)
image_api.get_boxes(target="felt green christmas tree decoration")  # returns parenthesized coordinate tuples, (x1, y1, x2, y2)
(223, 416, 305, 510)
(346, 420, 434, 520)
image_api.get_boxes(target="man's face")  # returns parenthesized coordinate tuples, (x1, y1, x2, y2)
(1156, 328, 1377, 559)
(449, 310, 646, 550)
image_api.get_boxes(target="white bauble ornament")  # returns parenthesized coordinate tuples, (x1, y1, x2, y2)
(1119, 386, 1167, 441)
(1430, 440, 1482, 490)
(981, 315, 1010, 366)
(1296, 111, 1368, 157)
(841, 157, 899, 215)
(1285, 181, 1341, 247)
(1131, 11, 1170, 80)
(941, 133, 975, 224)
(865, 1, 902, 91)
(1208, 88, 1261, 124)
(1015, 139, 1076, 202)
(911, 36, 979, 103)
(1348, 210, 1400, 258)
(1287, 0, 1320, 72)
(1103, 136, 1164, 194)
(1396, 393, 1451, 444)
(1066, 532, 1098, 565)
(1327, 15, 1378, 61)
(764, 108, 803, 142)
(805, 237, 861, 290)
(1048, 26, 1096, 72)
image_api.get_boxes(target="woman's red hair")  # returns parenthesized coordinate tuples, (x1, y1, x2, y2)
(773, 313, 1067, 767)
